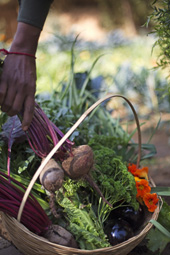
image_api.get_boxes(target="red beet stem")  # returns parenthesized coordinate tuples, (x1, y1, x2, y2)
(0, 172, 51, 234)
(23, 102, 74, 160)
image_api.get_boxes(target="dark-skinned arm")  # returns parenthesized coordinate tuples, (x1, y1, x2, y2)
(0, 22, 41, 131)
(0, 0, 53, 131)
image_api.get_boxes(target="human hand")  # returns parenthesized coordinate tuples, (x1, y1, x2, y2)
(0, 54, 36, 131)
(0, 22, 41, 131)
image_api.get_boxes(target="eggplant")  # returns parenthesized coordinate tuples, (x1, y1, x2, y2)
(104, 218, 134, 245)
(108, 205, 145, 230)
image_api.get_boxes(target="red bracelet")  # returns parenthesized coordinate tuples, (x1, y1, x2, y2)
(0, 48, 36, 59)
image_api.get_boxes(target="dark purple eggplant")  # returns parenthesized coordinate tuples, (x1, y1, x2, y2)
(104, 218, 134, 246)
(108, 205, 145, 231)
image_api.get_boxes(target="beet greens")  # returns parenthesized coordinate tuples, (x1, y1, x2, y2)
(24, 102, 74, 161)
(0, 116, 26, 176)
(0, 171, 51, 234)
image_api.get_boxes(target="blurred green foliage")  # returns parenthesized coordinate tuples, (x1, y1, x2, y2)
(35, 33, 170, 115)
(147, 0, 170, 98)
(148, 0, 170, 70)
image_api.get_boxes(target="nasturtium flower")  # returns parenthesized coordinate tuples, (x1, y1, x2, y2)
(128, 163, 137, 175)
(135, 178, 151, 198)
(134, 176, 141, 182)
(135, 167, 149, 180)
(128, 163, 158, 213)
(143, 193, 159, 212)
(128, 164, 148, 180)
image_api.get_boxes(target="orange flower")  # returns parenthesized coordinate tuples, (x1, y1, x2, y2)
(128, 164, 148, 180)
(143, 193, 159, 212)
(128, 163, 137, 175)
(128, 163, 158, 213)
(135, 178, 151, 198)
(135, 167, 149, 180)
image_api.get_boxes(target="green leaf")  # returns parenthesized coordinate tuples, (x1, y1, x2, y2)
(157, 199, 170, 230)
(0, 168, 45, 194)
(141, 143, 157, 159)
(151, 186, 170, 196)
(146, 200, 170, 254)
(18, 155, 35, 174)
(58, 195, 109, 249)
(150, 219, 170, 238)
(146, 227, 169, 254)
(80, 54, 106, 97)
(147, 116, 161, 144)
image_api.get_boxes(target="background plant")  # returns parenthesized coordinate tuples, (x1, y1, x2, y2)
(147, 0, 170, 98)
(0, 27, 168, 252)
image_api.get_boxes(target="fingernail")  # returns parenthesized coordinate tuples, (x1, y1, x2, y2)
(23, 126, 29, 131)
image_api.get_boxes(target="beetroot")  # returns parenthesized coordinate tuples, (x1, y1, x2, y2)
(40, 159, 65, 218)
(62, 145, 112, 207)
(43, 224, 78, 248)
(62, 145, 94, 179)
(40, 158, 64, 193)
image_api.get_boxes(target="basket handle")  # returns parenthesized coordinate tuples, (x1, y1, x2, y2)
(17, 94, 141, 222)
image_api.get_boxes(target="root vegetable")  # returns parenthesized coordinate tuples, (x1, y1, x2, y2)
(62, 145, 94, 179)
(40, 158, 64, 193)
(43, 224, 78, 248)
(40, 159, 64, 218)
(49, 192, 60, 219)
(62, 145, 112, 207)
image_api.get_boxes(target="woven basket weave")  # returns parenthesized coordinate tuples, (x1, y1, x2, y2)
(2, 205, 159, 255)
(2, 94, 160, 255)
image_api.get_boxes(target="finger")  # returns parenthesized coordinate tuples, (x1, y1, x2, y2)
(0, 81, 8, 106)
(22, 96, 35, 131)
(7, 92, 25, 116)
(1, 87, 17, 113)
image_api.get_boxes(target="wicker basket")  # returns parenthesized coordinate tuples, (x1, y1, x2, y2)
(2, 94, 160, 255)
(2, 205, 159, 255)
